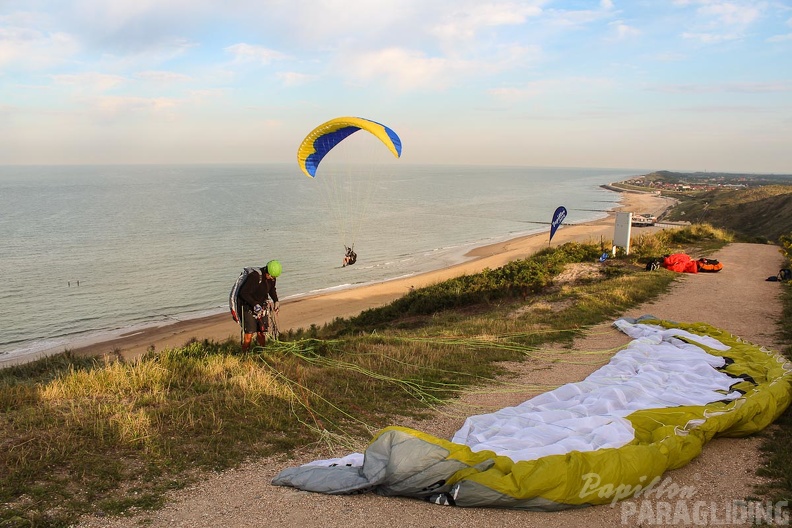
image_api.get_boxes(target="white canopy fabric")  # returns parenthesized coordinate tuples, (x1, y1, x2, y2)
(452, 319, 740, 462)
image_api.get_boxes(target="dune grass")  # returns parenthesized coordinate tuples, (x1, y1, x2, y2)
(3, 225, 781, 527)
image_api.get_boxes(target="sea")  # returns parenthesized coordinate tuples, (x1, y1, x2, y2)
(0, 163, 645, 364)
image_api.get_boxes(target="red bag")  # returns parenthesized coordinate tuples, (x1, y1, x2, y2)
(662, 253, 699, 273)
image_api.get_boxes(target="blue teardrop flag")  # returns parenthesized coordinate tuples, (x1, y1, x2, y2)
(550, 206, 567, 242)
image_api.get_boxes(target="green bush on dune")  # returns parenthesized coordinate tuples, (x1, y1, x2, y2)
(346, 242, 603, 328)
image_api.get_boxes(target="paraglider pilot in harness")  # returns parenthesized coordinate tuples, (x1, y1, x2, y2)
(238, 260, 281, 351)
(342, 245, 357, 267)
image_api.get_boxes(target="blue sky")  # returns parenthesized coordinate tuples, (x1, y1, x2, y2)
(1, 0, 791, 172)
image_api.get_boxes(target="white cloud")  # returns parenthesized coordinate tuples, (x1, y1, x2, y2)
(487, 86, 531, 101)
(677, 104, 772, 113)
(724, 82, 792, 93)
(681, 31, 742, 43)
(674, 1, 766, 43)
(275, 71, 316, 87)
(135, 70, 192, 83)
(645, 52, 687, 62)
(341, 47, 457, 91)
(698, 2, 761, 26)
(71, 0, 187, 30)
(0, 26, 80, 69)
(51, 72, 126, 92)
(64, 88, 222, 125)
(340, 43, 539, 92)
(545, 3, 618, 27)
(651, 81, 792, 93)
(488, 76, 614, 101)
(609, 20, 641, 39)
(767, 33, 792, 42)
(186, 89, 227, 101)
(225, 43, 288, 65)
(67, 0, 215, 50)
(233, 0, 413, 46)
(431, 2, 543, 41)
(99, 95, 178, 110)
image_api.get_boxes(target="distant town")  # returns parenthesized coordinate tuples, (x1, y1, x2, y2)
(622, 170, 792, 193)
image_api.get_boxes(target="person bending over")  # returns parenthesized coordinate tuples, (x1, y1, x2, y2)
(238, 259, 281, 351)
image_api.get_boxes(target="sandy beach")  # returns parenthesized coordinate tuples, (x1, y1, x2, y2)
(16, 188, 674, 367)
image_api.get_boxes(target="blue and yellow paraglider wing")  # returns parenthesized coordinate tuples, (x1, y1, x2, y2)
(297, 117, 402, 178)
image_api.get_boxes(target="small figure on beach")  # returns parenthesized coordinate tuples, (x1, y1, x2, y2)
(237, 260, 281, 351)
(342, 245, 357, 267)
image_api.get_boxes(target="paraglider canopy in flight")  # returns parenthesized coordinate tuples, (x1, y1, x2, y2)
(297, 116, 402, 178)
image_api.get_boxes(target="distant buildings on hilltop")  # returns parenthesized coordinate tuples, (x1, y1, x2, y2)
(629, 170, 792, 191)
(623, 173, 750, 192)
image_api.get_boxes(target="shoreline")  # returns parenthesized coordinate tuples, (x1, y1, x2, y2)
(1, 188, 676, 368)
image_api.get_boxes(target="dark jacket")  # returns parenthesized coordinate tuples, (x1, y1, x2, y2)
(238, 268, 278, 309)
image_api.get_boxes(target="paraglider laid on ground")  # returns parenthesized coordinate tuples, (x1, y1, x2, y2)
(273, 317, 792, 510)
(660, 253, 724, 273)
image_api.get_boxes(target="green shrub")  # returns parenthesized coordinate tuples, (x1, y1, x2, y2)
(664, 223, 734, 244)
(335, 242, 602, 331)
(780, 232, 792, 262)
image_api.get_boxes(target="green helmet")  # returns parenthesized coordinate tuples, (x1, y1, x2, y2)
(266, 260, 282, 278)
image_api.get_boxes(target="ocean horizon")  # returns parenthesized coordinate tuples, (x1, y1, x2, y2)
(0, 163, 644, 364)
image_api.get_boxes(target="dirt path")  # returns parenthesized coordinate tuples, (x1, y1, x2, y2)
(78, 243, 788, 528)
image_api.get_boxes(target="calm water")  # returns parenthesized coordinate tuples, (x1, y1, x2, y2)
(0, 163, 642, 361)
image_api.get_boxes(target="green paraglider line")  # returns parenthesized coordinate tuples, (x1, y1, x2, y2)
(245, 329, 620, 449)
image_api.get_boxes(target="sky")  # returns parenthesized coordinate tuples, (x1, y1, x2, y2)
(1, 0, 791, 172)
